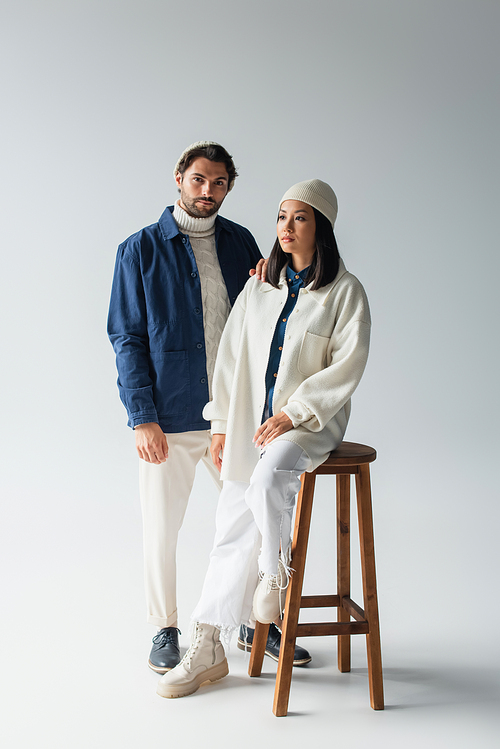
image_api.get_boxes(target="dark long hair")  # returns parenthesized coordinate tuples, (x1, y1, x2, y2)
(266, 207, 340, 291)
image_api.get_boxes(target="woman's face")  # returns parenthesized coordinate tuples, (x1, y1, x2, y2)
(277, 200, 316, 263)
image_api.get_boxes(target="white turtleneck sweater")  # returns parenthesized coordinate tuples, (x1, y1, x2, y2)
(172, 201, 231, 399)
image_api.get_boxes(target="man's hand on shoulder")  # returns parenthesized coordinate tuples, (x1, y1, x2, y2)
(249, 258, 268, 282)
(134, 423, 169, 464)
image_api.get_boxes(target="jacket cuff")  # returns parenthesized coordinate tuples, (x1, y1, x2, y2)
(210, 420, 227, 435)
(281, 403, 312, 428)
(131, 414, 159, 429)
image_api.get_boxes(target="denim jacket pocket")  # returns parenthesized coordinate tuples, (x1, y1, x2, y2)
(297, 331, 330, 377)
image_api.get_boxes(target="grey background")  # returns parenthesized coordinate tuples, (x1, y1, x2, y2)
(1, 1, 499, 746)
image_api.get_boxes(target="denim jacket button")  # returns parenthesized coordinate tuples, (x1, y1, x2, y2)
(196, 343, 203, 349)
(191, 271, 197, 278)
(200, 377, 206, 384)
(194, 307, 201, 314)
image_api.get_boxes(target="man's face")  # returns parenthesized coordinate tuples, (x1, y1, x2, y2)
(175, 157, 229, 218)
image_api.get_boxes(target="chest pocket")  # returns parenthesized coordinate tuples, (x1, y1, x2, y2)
(297, 331, 330, 377)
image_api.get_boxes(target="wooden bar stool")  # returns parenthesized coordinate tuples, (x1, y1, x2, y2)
(248, 441, 384, 717)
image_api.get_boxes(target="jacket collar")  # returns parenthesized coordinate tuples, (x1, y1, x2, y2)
(158, 205, 234, 241)
(259, 258, 348, 306)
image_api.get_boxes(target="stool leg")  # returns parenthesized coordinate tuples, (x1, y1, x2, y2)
(273, 472, 316, 717)
(248, 622, 269, 677)
(337, 473, 351, 672)
(355, 464, 384, 710)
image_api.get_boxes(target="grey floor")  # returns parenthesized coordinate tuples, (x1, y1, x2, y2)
(2, 457, 499, 748)
(2, 588, 499, 749)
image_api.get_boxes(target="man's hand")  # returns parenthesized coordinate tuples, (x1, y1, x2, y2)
(135, 422, 169, 464)
(253, 412, 293, 448)
(249, 258, 268, 282)
(210, 434, 226, 472)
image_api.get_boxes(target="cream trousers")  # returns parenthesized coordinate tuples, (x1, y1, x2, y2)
(139, 430, 221, 628)
(191, 440, 311, 632)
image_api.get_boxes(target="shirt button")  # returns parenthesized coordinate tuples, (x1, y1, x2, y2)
(200, 378, 206, 384)
(282, 318, 287, 322)
(182, 237, 187, 244)
(278, 346, 283, 351)
(194, 307, 201, 314)
(291, 293, 296, 298)
(191, 271, 197, 278)
(295, 274, 299, 279)
(196, 343, 203, 349)
(273, 373, 278, 378)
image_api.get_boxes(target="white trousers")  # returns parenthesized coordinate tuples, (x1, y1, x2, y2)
(191, 441, 311, 632)
(139, 430, 221, 628)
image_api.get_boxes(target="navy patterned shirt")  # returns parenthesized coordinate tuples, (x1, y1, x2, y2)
(263, 264, 310, 419)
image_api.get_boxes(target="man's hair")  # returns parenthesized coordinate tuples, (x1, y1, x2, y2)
(176, 143, 238, 189)
(266, 208, 340, 291)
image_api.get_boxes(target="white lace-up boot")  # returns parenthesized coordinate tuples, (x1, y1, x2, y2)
(156, 622, 228, 698)
(252, 555, 291, 624)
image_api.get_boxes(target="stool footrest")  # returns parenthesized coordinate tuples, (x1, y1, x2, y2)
(299, 595, 366, 623)
(342, 597, 366, 622)
(296, 622, 369, 637)
(300, 595, 339, 608)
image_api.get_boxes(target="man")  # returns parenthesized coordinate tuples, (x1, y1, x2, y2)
(108, 141, 311, 673)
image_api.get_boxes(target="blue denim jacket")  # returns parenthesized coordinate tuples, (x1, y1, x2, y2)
(108, 206, 262, 433)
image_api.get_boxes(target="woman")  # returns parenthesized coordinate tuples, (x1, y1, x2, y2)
(157, 179, 371, 699)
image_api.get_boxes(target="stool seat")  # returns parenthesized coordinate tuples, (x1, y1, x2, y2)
(248, 440, 384, 716)
(320, 440, 376, 467)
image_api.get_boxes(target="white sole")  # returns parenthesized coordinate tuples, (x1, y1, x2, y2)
(156, 660, 229, 699)
(148, 659, 174, 674)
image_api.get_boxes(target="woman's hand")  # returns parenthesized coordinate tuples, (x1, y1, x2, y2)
(210, 433, 226, 472)
(253, 412, 293, 448)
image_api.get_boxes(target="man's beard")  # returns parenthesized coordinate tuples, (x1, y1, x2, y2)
(180, 189, 222, 218)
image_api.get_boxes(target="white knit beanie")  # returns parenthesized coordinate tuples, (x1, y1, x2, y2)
(173, 141, 236, 191)
(280, 179, 338, 228)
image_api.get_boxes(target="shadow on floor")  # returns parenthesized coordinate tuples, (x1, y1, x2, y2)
(350, 665, 500, 710)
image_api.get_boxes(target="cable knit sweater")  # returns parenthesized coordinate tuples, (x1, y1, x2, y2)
(173, 202, 231, 398)
(203, 259, 371, 483)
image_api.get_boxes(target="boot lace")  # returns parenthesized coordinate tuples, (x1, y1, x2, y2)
(258, 555, 295, 616)
(179, 623, 204, 668)
(257, 572, 280, 593)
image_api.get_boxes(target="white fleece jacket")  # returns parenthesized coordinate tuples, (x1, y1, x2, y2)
(203, 259, 371, 483)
